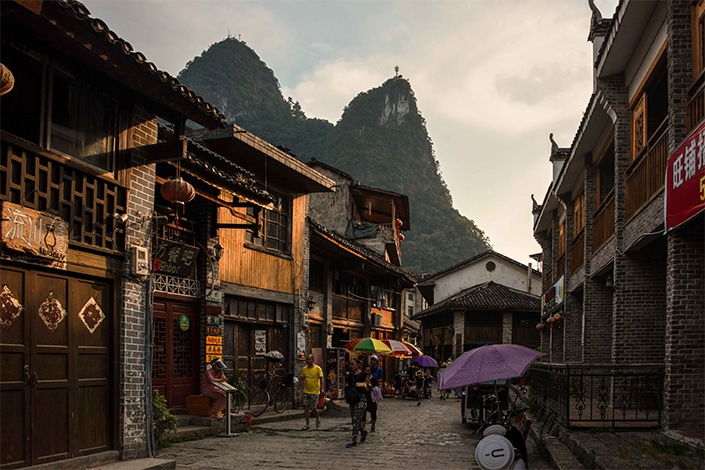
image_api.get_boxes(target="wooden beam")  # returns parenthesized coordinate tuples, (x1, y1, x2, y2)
(142, 136, 187, 163)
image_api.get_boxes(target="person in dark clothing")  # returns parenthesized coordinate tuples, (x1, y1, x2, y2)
(344, 357, 369, 447)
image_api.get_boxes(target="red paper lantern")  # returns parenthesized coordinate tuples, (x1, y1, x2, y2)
(394, 218, 403, 229)
(536, 323, 546, 330)
(398, 233, 405, 241)
(160, 177, 195, 205)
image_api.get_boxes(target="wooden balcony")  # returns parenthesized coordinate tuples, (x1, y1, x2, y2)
(570, 230, 584, 274)
(687, 72, 705, 132)
(543, 270, 553, 292)
(332, 294, 364, 322)
(592, 191, 615, 251)
(555, 254, 565, 282)
(625, 122, 668, 220)
(0, 133, 127, 253)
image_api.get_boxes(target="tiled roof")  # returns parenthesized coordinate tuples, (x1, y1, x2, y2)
(412, 281, 540, 319)
(309, 218, 415, 285)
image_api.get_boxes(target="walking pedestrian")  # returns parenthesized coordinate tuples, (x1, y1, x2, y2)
(438, 362, 450, 400)
(344, 357, 369, 447)
(367, 376, 382, 431)
(299, 354, 324, 430)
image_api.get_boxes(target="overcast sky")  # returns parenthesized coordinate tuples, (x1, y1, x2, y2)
(87, 0, 618, 270)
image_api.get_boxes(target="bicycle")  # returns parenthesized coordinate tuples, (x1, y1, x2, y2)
(249, 368, 294, 417)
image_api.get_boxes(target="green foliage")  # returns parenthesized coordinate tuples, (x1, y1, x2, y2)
(227, 370, 250, 411)
(179, 39, 492, 273)
(152, 389, 178, 447)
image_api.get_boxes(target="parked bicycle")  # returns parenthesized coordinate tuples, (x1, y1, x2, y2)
(249, 365, 294, 417)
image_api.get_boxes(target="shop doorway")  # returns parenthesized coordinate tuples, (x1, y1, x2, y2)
(0, 265, 114, 468)
(151, 298, 200, 411)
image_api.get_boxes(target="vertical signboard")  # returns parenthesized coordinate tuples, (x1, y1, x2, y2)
(665, 119, 705, 231)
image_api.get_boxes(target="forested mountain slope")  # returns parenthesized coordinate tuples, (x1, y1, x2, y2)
(178, 38, 491, 273)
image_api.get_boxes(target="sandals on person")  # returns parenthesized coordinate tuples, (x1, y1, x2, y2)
(301, 425, 310, 430)
(346, 440, 357, 448)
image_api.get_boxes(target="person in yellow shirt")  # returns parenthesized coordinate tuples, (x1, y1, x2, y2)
(299, 354, 324, 430)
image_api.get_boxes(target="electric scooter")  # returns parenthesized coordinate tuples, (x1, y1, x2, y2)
(474, 407, 530, 470)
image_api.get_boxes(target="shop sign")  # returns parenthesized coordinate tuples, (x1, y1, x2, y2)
(255, 329, 267, 355)
(1, 201, 68, 268)
(178, 315, 190, 331)
(541, 275, 564, 313)
(666, 119, 705, 231)
(151, 238, 199, 277)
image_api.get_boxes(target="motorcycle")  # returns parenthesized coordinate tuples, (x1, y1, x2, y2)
(474, 406, 529, 470)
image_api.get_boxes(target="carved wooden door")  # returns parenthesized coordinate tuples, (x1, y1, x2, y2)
(151, 299, 200, 411)
(0, 265, 113, 468)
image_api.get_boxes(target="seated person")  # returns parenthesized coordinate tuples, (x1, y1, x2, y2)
(201, 358, 228, 418)
(400, 364, 420, 398)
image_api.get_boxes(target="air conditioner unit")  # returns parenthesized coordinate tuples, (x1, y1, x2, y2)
(371, 313, 382, 326)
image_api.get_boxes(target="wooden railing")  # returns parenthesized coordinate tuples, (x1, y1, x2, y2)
(625, 122, 668, 220)
(554, 254, 565, 282)
(687, 72, 705, 132)
(0, 134, 127, 253)
(543, 270, 553, 292)
(592, 191, 615, 251)
(332, 294, 364, 322)
(570, 230, 584, 274)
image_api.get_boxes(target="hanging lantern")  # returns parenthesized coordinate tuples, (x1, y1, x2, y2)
(546, 315, 555, 324)
(160, 177, 195, 206)
(536, 323, 546, 330)
(394, 218, 403, 229)
(398, 233, 405, 242)
(0, 64, 14, 96)
(553, 313, 563, 323)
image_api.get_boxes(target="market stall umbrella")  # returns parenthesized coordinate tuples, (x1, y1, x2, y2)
(438, 344, 543, 390)
(344, 337, 392, 355)
(342, 338, 363, 351)
(381, 339, 413, 356)
(401, 341, 423, 356)
(413, 355, 439, 368)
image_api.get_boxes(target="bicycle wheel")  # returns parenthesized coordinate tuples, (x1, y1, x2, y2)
(249, 390, 269, 417)
(273, 386, 291, 413)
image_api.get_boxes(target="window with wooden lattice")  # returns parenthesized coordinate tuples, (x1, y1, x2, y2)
(693, 0, 705, 78)
(573, 191, 585, 238)
(631, 94, 647, 160)
(558, 218, 566, 256)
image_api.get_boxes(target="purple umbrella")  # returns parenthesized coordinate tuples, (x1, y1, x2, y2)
(438, 344, 543, 390)
(412, 355, 439, 368)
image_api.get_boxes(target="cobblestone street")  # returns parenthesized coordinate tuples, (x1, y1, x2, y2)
(156, 396, 553, 469)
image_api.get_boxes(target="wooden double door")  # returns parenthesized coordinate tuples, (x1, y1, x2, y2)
(151, 298, 200, 411)
(0, 265, 114, 468)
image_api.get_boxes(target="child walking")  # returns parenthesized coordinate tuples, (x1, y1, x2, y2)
(367, 377, 383, 432)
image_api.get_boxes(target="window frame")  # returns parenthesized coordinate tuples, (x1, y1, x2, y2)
(246, 194, 292, 255)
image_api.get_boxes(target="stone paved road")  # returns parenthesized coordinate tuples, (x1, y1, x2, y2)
(157, 396, 554, 469)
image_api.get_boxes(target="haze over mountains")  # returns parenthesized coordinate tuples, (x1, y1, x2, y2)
(178, 37, 491, 274)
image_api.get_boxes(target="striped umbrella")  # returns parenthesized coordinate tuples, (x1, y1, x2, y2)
(401, 341, 423, 356)
(381, 339, 413, 356)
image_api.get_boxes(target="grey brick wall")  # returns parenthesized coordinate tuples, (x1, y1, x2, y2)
(120, 104, 158, 459)
(662, 0, 704, 432)
(665, 215, 705, 430)
(613, 245, 667, 364)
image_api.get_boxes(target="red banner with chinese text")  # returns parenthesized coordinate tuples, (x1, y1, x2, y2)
(665, 120, 705, 232)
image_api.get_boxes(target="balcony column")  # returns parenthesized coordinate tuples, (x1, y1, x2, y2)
(591, 74, 629, 365)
